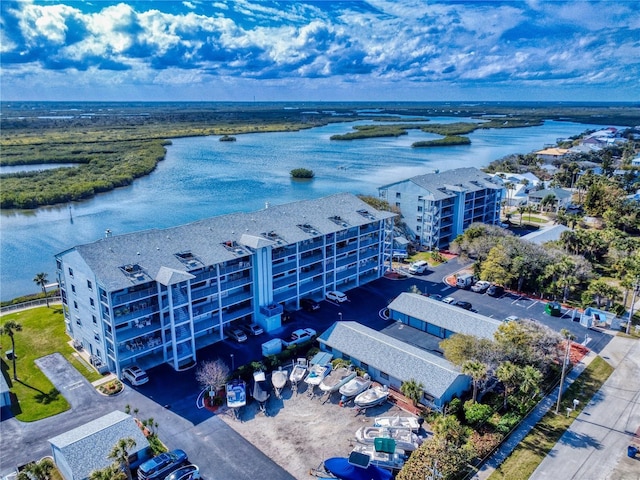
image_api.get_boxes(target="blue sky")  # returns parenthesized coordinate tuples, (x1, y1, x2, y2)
(1, 0, 639, 102)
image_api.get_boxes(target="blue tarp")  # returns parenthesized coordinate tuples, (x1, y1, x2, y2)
(324, 457, 392, 480)
(310, 351, 333, 366)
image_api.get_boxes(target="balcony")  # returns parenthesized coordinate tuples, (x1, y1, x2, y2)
(299, 239, 324, 253)
(112, 287, 157, 307)
(260, 303, 283, 317)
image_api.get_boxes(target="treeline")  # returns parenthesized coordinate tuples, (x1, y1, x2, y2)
(330, 124, 418, 140)
(1, 139, 167, 209)
(412, 135, 471, 147)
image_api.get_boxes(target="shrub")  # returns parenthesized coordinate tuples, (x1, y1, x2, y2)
(464, 400, 493, 427)
(290, 168, 314, 179)
(495, 411, 523, 434)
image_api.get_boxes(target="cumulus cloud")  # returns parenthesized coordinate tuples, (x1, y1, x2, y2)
(0, 0, 637, 101)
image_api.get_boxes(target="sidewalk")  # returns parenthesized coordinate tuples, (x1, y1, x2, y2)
(471, 346, 598, 479)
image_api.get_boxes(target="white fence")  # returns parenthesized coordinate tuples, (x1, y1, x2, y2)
(0, 297, 62, 315)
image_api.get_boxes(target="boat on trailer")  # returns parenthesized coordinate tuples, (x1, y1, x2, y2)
(226, 379, 246, 419)
(319, 366, 357, 393)
(271, 367, 288, 398)
(252, 370, 270, 414)
(354, 385, 389, 409)
(289, 358, 308, 393)
(339, 375, 371, 405)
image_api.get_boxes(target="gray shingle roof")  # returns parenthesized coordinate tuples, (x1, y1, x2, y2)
(49, 410, 149, 480)
(379, 167, 503, 201)
(61, 193, 395, 292)
(388, 293, 501, 339)
(317, 321, 465, 400)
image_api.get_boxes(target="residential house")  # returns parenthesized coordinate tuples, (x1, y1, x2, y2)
(527, 188, 573, 212)
(55, 194, 395, 377)
(534, 147, 570, 162)
(378, 167, 503, 250)
(522, 225, 571, 245)
(491, 172, 541, 206)
(49, 410, 150, 480)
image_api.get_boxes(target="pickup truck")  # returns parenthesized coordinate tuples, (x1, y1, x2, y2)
(284, 328, 317, 346)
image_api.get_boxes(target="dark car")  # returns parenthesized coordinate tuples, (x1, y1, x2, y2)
(487, 285, 505, 297)
(300, 298, 320, 312)
(282, 309, 295, 323)
(454, 300, 473, 310)
(137, 449, 188, 480)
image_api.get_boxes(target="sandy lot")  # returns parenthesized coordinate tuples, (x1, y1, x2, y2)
(218, 379, 414, 480)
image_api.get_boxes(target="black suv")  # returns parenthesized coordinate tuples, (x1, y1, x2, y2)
(454, 300, 473, 310)
(137, 449, 188, 480)
(300, 298, 320, 312)
(487, 285, 505, 297)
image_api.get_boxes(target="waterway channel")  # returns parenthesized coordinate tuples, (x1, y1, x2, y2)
(1, 118, 596, 300)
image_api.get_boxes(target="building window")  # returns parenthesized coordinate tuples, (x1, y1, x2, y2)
(71, 284, 76, 294)
(380, 372, 389, 380)
(68, 268, 74, 277)
(395, 192, 401, 199)
(73, 301, 78, 310)
(417, 206, 423, 212)
(342, 354, 351, 361)
(417, 216, 422, 222)
(360, 362, 369, 370)
(416, 225, 421, 231)
(90, 298, 95, 308)
(87, 280, 93, 290)
(92, 315, 97, 324)
(94, 333, 100, 342)
(75, 317, 81, 326)
(395, 202, 401, 208)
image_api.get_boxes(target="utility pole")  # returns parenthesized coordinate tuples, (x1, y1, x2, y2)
(626, 277, 640, 335)
(555, 331, 573, 414)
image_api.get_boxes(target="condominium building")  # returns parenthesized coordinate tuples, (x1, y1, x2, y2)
(378, 167, 504, 249)
(55, 193, 395, 377)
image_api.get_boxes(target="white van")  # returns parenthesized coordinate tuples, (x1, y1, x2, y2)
(408, 260, 429, 275)
(456, 273, 475, 289)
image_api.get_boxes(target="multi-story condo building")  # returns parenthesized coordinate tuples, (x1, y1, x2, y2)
(55, 194, 395, 377)
(378, 167, 504, 249)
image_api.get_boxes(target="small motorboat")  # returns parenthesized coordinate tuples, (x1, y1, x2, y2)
(351, 443, 407, 471)
(289, 358, 308, 393)
(374, 415, 421, 432)
(354, 426, 421, 452)
(354, 385, 389, 409)
(305, 362, 332, 387)
(339, 374, 371, 404)
(252, 370, 270, 414)
(226, 379, 246, 420)
(319, 366, 357, 393)
(321, 456, 392, 480)
(271, 367, 288, 399)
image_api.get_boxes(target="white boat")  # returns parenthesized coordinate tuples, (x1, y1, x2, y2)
(226, 379, 247, 409)
(252, 370, 270, 413)
(319, 366, 357, 393)
(289, 358, 308, 385)
(374, 415, 421, 432)
(351, 444, 407, 471)
(304, 362, 332, 386)
(355, 426, 421, 452)
(338, 374, 371, 402)
(354, 385, 389, 408)
(271, 367, 287, 398)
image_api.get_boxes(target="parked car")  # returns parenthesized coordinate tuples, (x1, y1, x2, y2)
(408, 260, 429, 275)
(241, 322, 264, 336)
(287, 328, 317, 346)
(487, 285, 505, 297)
(442, 296, 456, 304)
(421, 293, 442, 301)
(227, 328, 248, 343)
(504, 315, 519, 323)
(456, 273, 476, 289)
(122, 366, 149, 386)
(282, 309, 295, 323)
(137, 449, 188, 480)
(326, 290, 348, 303)
(454, 300, 473, 310)
(164, 464, 200, 480)
(300, 298, 320, 312)
(471, 280, 491, 293)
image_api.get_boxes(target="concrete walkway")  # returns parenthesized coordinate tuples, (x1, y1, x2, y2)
(472, 334, 640, 480)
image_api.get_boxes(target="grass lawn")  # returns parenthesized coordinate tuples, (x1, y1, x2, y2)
(488, 356, 613, 480)
(408, 251, 449, 266)
(1, 306, 102, 422)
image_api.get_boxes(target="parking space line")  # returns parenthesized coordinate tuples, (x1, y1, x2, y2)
(65, 381, 84, 390)
(527, 300, 539, 309)
(511, 295, 524, 304)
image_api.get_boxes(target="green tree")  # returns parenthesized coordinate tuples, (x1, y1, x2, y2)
(108, 438, 136, 480)
(400, 378, 425, 406)
(461, 360, 487, 403)
(431, 414, 468, 446)
(518, 365, 543, 399)
(496, 361, 519, 410)
(89, 463, 127, 480)
(1, 320, 23, 380)
(17, 458, 55, 480)
(33, 272, 50, 307)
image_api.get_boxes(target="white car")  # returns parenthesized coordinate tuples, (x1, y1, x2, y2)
(287, 328, 317, 346)
(227, 328, 248, 343)
(326, 290, 348, 303)
(441, 296, 456, 304)
(122, 366, 149, 386)
(504, 315, 519, 323)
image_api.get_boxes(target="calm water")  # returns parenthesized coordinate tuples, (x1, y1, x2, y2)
(0, 118, 595, 300)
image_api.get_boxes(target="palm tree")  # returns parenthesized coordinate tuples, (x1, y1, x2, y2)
(496, 361, 519, 410)
(400, 378, 424, 406)
(89, 463, 127, 480)
(1, 320, 23, 380)
(33, 272, 50, 308)
(108, 438, 136, 480)
(17, 458, 55, 480)
(461, 360, 487, 403)
(519, 365, 542, 399)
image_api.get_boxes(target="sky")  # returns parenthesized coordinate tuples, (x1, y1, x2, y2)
(1, 0, 639, 102)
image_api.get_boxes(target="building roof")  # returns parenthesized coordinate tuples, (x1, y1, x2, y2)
(535, 147, 570, 157)
(58, 193, 395, 292)
(528, 188, 572, 201)
(379, 167, 503, 202)
(387, 293, 501, 339)
(49, 410, 149, 480)
(317, 321, 465, 400)
(522, 225, 571, 245)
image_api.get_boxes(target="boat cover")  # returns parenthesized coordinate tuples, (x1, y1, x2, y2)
(374, 438, 396, 454)
(323, 457, 392, 480)
(310, 351, 333, 366)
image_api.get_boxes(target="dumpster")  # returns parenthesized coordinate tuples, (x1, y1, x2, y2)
(545, 302, 562, 317)
(261, 338, 283, 357)
(628, 445, 638, 458)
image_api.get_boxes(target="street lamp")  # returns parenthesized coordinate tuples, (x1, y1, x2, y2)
(555, 331, 573, 414)
(230, 354, 235, 373)
(626, 277, 640, 335)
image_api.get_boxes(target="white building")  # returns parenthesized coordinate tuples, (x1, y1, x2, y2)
(378, 167, 503, 249)
(55, 194, 395, 377)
